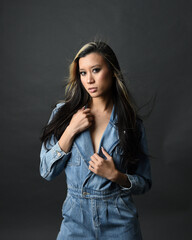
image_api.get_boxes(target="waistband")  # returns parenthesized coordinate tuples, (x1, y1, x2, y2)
(67, 187, 123, 199)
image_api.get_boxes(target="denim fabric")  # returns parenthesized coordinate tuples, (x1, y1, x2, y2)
(40, 103, 152, 239)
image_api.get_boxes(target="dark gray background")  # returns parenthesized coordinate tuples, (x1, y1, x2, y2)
(1, 0, 192, 239)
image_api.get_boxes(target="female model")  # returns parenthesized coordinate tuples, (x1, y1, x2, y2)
(40, 41, 152, 240)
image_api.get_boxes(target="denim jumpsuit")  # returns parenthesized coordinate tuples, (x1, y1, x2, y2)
(40, 103, 152, 240)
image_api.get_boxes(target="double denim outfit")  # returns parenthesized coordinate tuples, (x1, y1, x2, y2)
(40, 103, 152, 240)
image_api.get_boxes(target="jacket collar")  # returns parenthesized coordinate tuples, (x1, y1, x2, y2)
(74, 105, 119, 167)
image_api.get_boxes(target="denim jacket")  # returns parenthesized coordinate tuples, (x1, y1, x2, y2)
(40, 103, 152, 195)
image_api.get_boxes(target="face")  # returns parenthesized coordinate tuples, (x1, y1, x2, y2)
(78, 52, 113, 99)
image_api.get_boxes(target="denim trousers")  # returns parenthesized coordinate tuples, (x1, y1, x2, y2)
(56, 187, 142, 240)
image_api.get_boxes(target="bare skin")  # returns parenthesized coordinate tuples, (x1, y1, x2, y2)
(88, 102, 112, 154)
(58, 52, 131, 188)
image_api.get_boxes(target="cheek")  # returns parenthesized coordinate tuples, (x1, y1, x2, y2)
(101, 72, 113, 87)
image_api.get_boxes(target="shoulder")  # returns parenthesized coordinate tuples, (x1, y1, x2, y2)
(48, 102, 65, 123)
(52, 101, 65, 113)
(55, 101, 65, 109)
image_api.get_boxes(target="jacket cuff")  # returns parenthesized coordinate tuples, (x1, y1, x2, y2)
(48, 142, 71, 165)
(120, 174, 135, 191)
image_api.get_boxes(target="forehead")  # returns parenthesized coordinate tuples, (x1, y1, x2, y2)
(79, 52, 106, 69)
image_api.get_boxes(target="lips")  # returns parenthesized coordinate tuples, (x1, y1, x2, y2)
(88, 87, 97, 93)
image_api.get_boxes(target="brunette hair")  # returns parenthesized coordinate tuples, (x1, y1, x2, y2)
(41, 41, 144, 173)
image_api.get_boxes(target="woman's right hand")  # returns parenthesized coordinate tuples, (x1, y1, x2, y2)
(68, 107, 94, 135)
(58, 107, 93, 152)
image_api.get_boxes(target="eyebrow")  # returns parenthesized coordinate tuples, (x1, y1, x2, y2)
(79, 64, 101, 71)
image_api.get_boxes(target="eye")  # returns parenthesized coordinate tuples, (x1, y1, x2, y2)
(79, 71, 86, 76)
(92, 68, 100, 73)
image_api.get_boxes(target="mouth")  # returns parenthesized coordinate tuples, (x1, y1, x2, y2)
(88, 87, 97, 93)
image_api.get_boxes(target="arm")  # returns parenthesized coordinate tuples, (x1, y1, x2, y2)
(40, 104, 93, 181)
(116, 122, 152, 195)
(40, 136, 71, 181)
(118, 122, 152, 194)
(40, 103, 71, 181)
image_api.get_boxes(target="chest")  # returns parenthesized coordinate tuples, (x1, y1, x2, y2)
(89, 113, 111, 153)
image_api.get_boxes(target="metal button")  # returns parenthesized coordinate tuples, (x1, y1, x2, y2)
(57, 151, 61, 157)
(83, 192, 90, 196)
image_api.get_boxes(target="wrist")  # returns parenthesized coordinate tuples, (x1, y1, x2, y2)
(58, 126, 76, 152)
(66, 125, 77, 138)
(109, 169, 119, 182)
(110, 170, 131, 188)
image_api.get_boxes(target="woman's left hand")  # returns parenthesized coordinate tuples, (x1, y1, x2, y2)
(89, 147, 118, 181)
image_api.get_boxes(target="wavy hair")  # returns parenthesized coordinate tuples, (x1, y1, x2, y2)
(41, 41, 143, 173)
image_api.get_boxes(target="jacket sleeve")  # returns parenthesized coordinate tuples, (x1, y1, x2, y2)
(121, 122, 152, 195)
(39, 103, 71, 181)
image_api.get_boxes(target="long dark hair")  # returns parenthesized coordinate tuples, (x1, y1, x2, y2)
(41, 41, 144, 173)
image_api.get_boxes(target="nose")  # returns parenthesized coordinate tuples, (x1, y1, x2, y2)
(87, 72, 95, 84)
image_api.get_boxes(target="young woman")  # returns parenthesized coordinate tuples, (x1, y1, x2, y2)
(40, 41, 152, 240)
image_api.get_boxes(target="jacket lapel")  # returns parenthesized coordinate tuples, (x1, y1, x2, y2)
(74, 129, 94, 167)
(74, 105, 120, 166)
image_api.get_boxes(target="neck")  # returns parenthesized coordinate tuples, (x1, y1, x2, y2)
(89, 96, 113, 112)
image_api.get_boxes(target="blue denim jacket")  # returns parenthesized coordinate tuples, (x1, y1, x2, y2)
(40, 103, 152, 195)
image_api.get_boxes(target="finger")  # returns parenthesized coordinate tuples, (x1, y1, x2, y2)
(101, 147, 111, 159)
(77, 107, 88, 114)
(90, 155, 99, 162)
(82, 120, 92, 129)
(82, 108, 91, 113)
(88, 116, 94, 122)
(87, 121, 93, 128)
(89, 160, 95, 167)
(89, 164, 95, 173)
(78, 107, 86, 113)
(85, 113, 94, 119)
(88, 118, 94, 124)
(92, 153, 103, 161)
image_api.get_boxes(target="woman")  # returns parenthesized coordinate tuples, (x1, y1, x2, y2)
(40, 41, 152, 240)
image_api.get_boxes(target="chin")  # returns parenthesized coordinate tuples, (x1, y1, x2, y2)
(87, 91, 99, 97)
(89, 92, 102, 98)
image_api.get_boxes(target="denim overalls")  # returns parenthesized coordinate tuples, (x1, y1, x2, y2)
(40, 103, 152, 240)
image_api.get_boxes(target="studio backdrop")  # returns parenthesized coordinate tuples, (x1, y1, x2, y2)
(1, 0, 192, 239)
